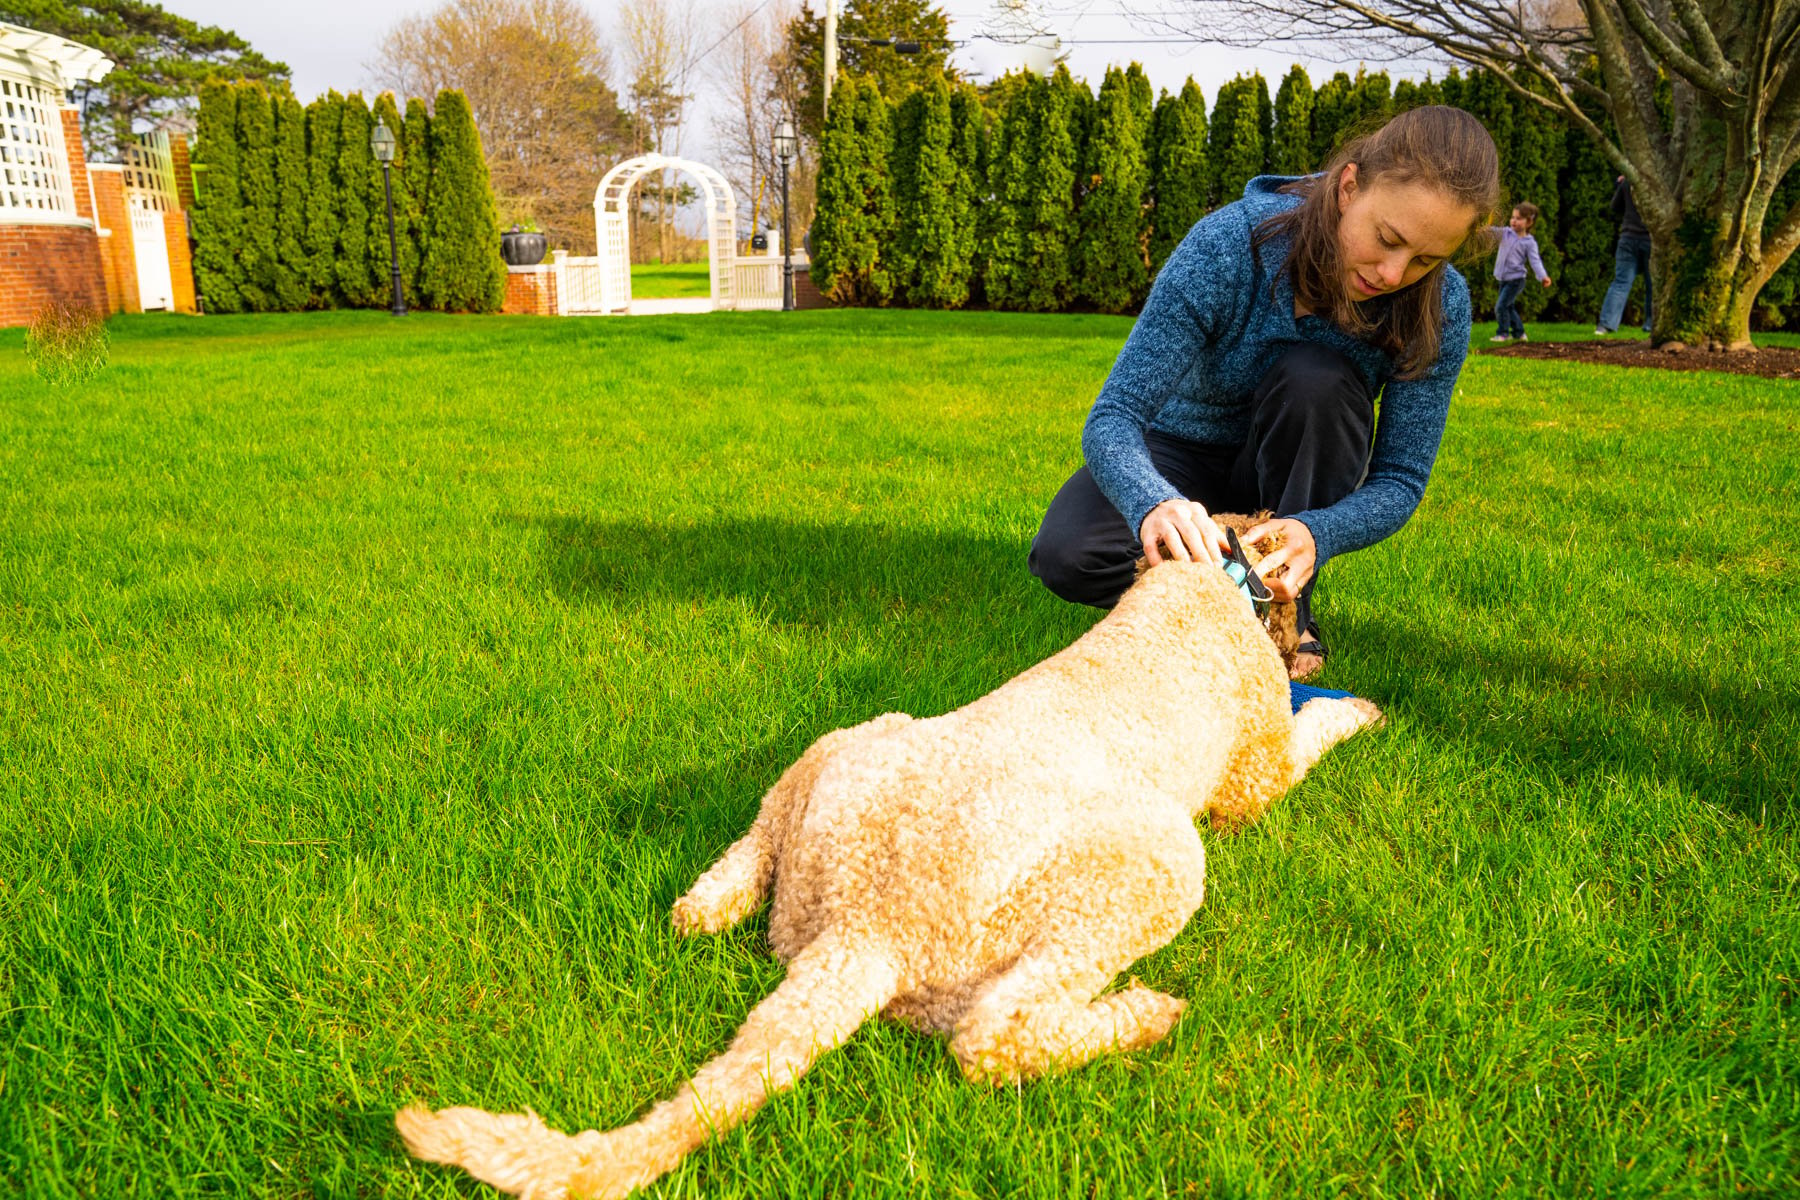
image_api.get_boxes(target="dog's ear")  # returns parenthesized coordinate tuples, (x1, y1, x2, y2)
(1264, 600, 1301, 670)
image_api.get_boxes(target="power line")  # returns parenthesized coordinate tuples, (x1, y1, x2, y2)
(691, 0, 780, 66)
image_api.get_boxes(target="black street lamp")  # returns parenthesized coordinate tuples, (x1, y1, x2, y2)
(774, 119, 798, 312)
(370, 117, 406, 317)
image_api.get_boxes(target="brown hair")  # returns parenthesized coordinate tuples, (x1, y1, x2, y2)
(1254, 105, 1500, 379)
(1513, 201, 1540, 228)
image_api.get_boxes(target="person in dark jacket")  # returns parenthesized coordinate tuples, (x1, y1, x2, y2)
(1595, 177, 1653, 334)
(1028, 106, 1501, 680)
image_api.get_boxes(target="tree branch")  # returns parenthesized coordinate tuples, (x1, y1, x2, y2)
(1669, 0, 1734, 82)
(1584, 0, 1677, 213)
(1609, 0, 1736, 98)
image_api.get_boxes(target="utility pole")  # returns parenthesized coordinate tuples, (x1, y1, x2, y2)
(823, 0, 838, 120)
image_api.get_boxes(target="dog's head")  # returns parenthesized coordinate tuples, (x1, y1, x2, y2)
(1134, 510, 1302, 672)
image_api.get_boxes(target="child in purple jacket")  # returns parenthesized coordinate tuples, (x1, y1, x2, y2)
(1491, 202, 1552, 342)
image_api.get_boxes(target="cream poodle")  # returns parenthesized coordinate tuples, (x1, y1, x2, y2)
(397, 518, 1383, 1198)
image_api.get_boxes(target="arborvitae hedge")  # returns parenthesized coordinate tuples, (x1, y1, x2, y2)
(420, 90, 506, 313)
(945, 84, 986, 308)
(191, 82, 503, 314)
(1270, 65, 1314, 175)
(235, 84, 276, 312)
(272, 93, 310, 311)
(893, 79, 974, 308)
(403, 97, 433, 308)
(1075, 65, 1151, 313)
(980, 73, 1033, 311)
(811, 76, 896, 305)
(192, 82, 243, 313)
(1209, 75, 1268, 210)
(1018, 67, 1082, 312)
(1148, 80, 1207, 271)
(336, 93, 378, 308)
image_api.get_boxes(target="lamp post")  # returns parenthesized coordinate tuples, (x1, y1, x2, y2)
(370, 117, 406, 317)
(774, 119, 797, 312)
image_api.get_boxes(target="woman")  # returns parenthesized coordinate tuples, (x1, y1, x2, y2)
(1029, 105, 1500, 680)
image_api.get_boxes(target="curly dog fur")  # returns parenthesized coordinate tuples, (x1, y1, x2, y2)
(398, 519, 1383, 1198)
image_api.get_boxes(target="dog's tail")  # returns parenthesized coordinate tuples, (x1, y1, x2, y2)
(396, 933, 899, 1199)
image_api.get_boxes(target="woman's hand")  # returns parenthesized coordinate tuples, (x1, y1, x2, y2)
(1139, 498, 1228, 567)
(1241, 516, 1318, 602)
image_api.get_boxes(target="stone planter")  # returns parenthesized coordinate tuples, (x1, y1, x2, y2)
(501, 228, 546, 266)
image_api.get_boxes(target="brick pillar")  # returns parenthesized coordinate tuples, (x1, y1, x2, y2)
(88, 166, 138, 315)
(169, 133, 197, 211)
(162, 210, 196, 313)
(60, 107, 97, 223)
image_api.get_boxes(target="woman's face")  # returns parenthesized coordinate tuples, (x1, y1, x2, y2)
(1334, 163, 1476, 301)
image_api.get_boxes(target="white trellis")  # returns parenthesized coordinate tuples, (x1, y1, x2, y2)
(589, 154, 737, 314)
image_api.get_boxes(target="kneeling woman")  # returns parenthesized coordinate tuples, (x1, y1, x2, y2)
(1030, 105, 1499, 679)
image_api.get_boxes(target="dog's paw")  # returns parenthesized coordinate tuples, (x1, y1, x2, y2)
(1345, 697, 1385, 730)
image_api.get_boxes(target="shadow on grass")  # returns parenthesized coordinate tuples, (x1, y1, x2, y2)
(516, 513, 1052, 633)
(1338, 610, 1793, 821)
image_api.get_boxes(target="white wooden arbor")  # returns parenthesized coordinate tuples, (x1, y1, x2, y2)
(592, 155, 737, 313)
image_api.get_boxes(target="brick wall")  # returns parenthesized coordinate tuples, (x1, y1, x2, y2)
(0, 224, 109, 328)
(794, 265, 832, 310)
(503, 265, 558, 316)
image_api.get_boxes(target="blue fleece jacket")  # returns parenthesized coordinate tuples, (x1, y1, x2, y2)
(1082, 175, 1471, 568)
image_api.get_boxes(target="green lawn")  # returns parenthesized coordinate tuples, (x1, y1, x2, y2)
(3, 309, 1796, 1198)
(630, 260, 713, 299)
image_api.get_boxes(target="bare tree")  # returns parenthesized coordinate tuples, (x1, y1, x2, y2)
(710, 0, 816, 252)
(1135, 0, 1800, 350)
(371, 0, 630, 254)
(620, 0, 700, 262)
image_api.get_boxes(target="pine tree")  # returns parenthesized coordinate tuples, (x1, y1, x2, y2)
(1453, 69, 1514, 317)
(1075, 65, 1150, 313)
(1310, 71, 1353, 166)
(980, 73, 1034, 310)
(234, 83, 277, 312)
(419, 89, 506, 312)
(403, 97, 433, 307)
(1148, 79, 1206, 272)
(336, 92, 378, 307)
(271, 92, 310, 311)
(191, 81, 244, 313)
(851, 76, 897, 304)
(1270, 65, 1314, 175)
(1508, 74, 1566, 323)
(303, 92, 342, 308)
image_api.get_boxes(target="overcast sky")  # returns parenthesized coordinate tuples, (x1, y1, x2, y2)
(175, 0, 1438, 227)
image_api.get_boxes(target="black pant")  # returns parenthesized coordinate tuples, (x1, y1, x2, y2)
(1029, 342, 1375, 640)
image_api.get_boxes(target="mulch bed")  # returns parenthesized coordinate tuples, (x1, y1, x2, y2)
(1483, 337, 1800, 380)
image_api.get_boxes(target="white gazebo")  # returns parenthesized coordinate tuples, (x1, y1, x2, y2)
(0, 22, 112, 223)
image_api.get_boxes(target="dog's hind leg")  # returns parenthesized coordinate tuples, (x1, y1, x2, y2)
(398, 932, 899, 1199)
(672, 712, 911, 935)
(949, 802, 1205, 1085)
(1288, 696, 1384, 785)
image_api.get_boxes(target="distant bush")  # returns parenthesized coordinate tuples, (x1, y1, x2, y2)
(25, 304, 110, 385)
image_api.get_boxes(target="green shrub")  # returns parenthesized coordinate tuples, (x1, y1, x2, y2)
(1148, 79, 1207, 272)
(24, 304, 109, 385)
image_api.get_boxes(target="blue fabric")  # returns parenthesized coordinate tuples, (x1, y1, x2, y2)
(1289, 682, 1357, 714)
(1083, 175, 1472, 569)
(1490, 226, 1548, 283)
(1598, 233, 1653, 332)
(1495, 278, 1526, 339)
